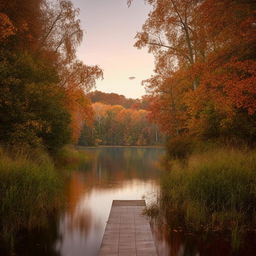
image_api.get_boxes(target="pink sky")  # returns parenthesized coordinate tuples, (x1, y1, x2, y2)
(72, 0, 154, 99)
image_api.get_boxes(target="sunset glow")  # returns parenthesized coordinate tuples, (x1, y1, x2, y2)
(72, 0, 154, 98)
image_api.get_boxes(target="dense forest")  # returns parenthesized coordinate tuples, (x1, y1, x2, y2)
(0, 0, 102, 151)
(130, 0, 256, 146)
(79, 92, 164, 146)
(88, 90, 149, 109)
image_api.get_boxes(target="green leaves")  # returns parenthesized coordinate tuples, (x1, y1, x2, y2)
(0, 52, 71, 151)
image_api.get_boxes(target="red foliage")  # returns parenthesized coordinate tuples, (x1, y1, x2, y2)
(136, 0, 256, 139)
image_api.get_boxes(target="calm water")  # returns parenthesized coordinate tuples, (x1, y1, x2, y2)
(3, 147, 256, 256)
(55, 147, 163, 256)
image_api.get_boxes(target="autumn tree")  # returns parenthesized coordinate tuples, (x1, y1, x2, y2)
(39, 0, 82, 63)
(185, 0, 256, 142)
(88, 91, 144, 109)
(131, 0, 256, 144)
(0, 0, 43, 50)
(0, 0, 103, 149)
(0, 13, 15, 41)
(40, 1, 103, 143)
(0, 52, 70, 150)
(79, 102, 164, 146)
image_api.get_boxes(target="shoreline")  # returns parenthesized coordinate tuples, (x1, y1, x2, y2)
(76, 145, 165, 149)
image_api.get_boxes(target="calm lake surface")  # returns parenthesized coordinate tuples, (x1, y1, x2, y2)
(4, 147, 256, 256)
(55, 147, 163, 256)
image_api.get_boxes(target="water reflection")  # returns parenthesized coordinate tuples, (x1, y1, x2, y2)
(4, 147, 254, 256)
(55, 147, 164, 256)
(151, 212, 256, 256)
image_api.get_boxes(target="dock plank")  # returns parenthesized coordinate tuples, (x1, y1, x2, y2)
(98, 200, 158, 256)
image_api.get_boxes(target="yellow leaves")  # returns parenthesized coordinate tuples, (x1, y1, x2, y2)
(60, 62, 102, 144)
(92, 102, 149, 125)
(0, 13, 16, 40)
(41, 0, 84, 63)
(65, 87, 93, 143)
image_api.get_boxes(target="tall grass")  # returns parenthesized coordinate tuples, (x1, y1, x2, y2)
(159, 148, 256, 248)
(0, 148, 63, 246)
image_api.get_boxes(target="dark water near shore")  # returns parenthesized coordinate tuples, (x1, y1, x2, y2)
(1, 147, 255, 256)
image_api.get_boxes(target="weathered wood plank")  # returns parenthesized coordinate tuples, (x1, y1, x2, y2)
(98, 200, 158, 256)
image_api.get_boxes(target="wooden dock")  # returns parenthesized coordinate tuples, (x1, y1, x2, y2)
(98, 200, 158, 256)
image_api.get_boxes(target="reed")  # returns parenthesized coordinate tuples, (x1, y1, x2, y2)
(0, 147, 63, 245)
(158, 147, 256, 248)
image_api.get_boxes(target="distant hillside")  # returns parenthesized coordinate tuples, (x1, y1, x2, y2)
(87, 90, 148, 109)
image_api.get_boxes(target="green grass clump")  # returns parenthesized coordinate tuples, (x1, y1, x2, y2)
(0, 148, 63, 243)
(160, 148, 256, 244)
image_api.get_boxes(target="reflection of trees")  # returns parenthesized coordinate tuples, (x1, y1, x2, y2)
(80, 148, 164, 187)
(55, 148, 164, 250)
(55, 171, 93, 248)
(25, 147, 163, 256)
(151, 221, 183, 256)
(152, 210, 249, 256)
(2, 214, 62, 256)
(65, 172, 92, 235)
(0, 148, 164, 256)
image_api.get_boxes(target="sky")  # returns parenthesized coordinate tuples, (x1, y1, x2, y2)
(72, 0, 154, 99)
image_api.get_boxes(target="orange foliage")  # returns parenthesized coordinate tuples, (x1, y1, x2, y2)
(0, 13, 16, 40)
(60, 62, 102, 143)
(135, 0, 256, 140)
(88, 102, 160, 146)
(65, 87, 93, 143)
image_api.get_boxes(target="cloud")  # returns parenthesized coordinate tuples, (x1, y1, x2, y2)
(128, 76, 136, 80)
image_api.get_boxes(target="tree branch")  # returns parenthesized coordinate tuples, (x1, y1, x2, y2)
(40, 11, 63, 48)
(147, 42, 191, 62)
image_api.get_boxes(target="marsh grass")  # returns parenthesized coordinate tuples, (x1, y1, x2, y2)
(154, 147, 256, 249)
(0, 147, 63, 246)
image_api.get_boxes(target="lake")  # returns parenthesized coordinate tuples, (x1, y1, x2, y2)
(3, 147, 255, 256)
(55, 147, 163, 256)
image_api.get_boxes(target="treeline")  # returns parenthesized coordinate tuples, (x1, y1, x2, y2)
(78, 102, 164, 146)
(88, 90, 149, 109)
(133, 0, 256, 146)
(0, 0, 102, 152)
